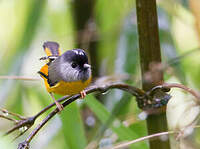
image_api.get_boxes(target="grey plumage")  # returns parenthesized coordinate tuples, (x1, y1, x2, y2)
(48, 49, 91, 85)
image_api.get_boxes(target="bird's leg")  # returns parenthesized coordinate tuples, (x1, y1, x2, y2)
(49, 93, 64, 112)
(80, 90, 87, 99)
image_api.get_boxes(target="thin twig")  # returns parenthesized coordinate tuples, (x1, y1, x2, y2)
(0, 114, 17, 122)
(0, 76, 39, 81)
(34, 95, 70, 118)
(14, 82, 200, 149)
(109, 131, 176, 149)
(0, 108, 26, 120)
(167, 47, 200, 66)
(109, 124, 200, 149)
(162, 83, 200, 104)
(18, 83, 145, 145)
(0, 82, 145, 148)
(13, 128, 29, 142)
(3, 96, 70, 137)
(5, 116, 36, 136)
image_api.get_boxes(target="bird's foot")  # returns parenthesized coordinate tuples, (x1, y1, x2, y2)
(80, 90, 87, 99)
(55, 101, 64, 113)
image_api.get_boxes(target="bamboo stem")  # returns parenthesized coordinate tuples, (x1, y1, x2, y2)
(136, 0, 171, 148)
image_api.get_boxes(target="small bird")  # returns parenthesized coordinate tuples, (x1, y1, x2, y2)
(38, 41, 92, 111)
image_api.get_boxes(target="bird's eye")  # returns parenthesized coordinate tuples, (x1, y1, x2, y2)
(71, 62, 78, 68)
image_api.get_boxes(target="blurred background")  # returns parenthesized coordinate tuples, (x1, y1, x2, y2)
(0, 0, 200, 149)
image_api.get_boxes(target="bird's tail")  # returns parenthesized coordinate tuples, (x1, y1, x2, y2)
(40, 41, 61, 61)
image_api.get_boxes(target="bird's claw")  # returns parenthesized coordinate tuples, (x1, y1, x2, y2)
(80, 90, 87, 99)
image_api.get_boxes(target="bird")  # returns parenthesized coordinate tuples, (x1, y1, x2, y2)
(38, 41, 92, 112)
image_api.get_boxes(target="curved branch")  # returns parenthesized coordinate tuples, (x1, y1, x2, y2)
(162, 83, 200, 104)
(17, 83, 145, 148)
(15, 82, 200, 149)
(12, 82, 200, 149)
(111, 131, 176, 149)
(11, 82, 149, 149)
(110, 124, 200, 149)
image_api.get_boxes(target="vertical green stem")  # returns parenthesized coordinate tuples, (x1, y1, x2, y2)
(136, 0, 170, 149)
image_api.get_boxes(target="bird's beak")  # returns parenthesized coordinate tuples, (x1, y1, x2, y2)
(83, 64, 91, 69)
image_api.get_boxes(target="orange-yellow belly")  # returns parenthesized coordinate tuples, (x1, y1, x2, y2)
(43, 76, 92, 95)
(39, 64, 92, 95)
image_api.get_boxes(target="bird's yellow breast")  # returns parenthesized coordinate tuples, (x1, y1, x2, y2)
(44, 76, 92, 95)
(39, 64, 92, 95)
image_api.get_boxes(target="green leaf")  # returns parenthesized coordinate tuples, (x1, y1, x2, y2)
(60, 102, 87, 149)
(85, 94, 147, 149)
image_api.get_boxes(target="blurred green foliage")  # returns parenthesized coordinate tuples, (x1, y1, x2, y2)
(0, 0, 200, 149)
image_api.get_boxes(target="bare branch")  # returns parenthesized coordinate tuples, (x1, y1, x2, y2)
(5, 116, 36, 136)
(109, 124, 200, 149)
(0, 114, 17, 122)
(110, 131, 175, 149)
(162, 83, 200, 104)
(8, 82, 200, 149)
(18, 83, 146, 146)
(0, 76, 39, 81)
(0, 108, 26, 120)
(1, 82, 147, 147)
